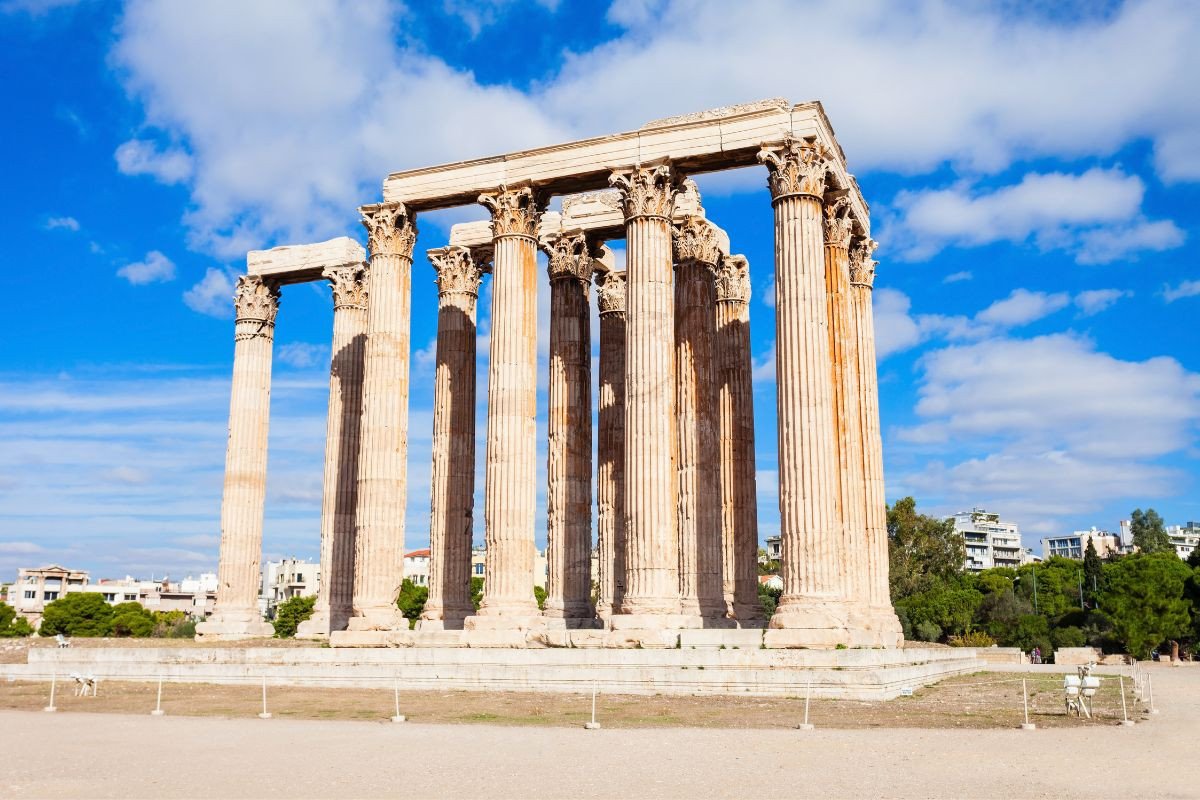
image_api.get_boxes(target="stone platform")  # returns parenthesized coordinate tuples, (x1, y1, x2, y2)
(9, 645, 983, 701)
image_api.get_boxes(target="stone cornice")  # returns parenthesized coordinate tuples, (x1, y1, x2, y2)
(608, 163, 681, 221)
(478, 184, 546, 240)
(595, 270, 627, 315)
(823, 197, 854, 250)
(427, 246, 486, 297)
(849, 238, 878, 287)
(323, 264, 369, 310)
(543, 232, 594, 286)
(714, 255, 751, 304)
(672, 216, 722, 267)
(757, 135, 831, 202)
(360, 202, 417, 260)
(233, 275, 280, 325)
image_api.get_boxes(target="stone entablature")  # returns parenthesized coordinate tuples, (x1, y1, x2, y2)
(248, 237, 365, 285)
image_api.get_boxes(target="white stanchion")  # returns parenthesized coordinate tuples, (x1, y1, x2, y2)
(1118, 675, 1133, 726)
(391, 680, 406, 723)
(1147, 674, 1158, 715)
(151, 675, 165, 716)
(43, 673, 57, 713)
(258, 675, 272, 719)
(1020, 678, 1036, 730)
(584, 680, 601, 730)
(796, 677, 814, 731)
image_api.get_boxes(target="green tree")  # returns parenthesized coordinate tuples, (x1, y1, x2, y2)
(470, 577, 484, 611)
(1013, 557, 1083, 620)
(893, 577, 982, 641)
(533, 585, 547, 611)
(0, 602, 34, 637)
(272, 595, 315, 638)
(110, 602, 155, 637)
(1129, 508, 1172, 554)
(758, 581, 781, 619)
(396, 580, 428, 628)
(39, 592, 114, 637)
(1083, 539, 1104, 604)
(887, 497, 965, 599)
(1186, 545, 1200, 570)
(1099, 552, 1192, 658)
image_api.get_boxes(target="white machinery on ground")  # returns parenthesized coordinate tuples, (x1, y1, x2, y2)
(1064, 663, 1100, 718)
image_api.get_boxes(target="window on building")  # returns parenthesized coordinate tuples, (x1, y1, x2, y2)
(44, 591, 59, 601)
(103, 593, 116, 602)
(126, 595, 138, 602)
(24, 590, 35, 599)
(474, 563, 484, 575)
(296, 573, 304, 582)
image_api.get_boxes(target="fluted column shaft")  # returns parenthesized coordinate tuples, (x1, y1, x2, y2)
(299, 266, 368, 638)
(673, 218, 725, 620)
(421, 247, 484, 628)
(714, 256, 763, 626)
(759, 139, 850, 639)
(824, 201, 869, 622)
(350, 203, 417, 629)
(202, 276, 279, 638)
(611, 164, 683, 617)
(544, 234, 594, 621)
(595, 271, 627, 620)
(472, 186, 544, 622)
(850, 241, 902, 644)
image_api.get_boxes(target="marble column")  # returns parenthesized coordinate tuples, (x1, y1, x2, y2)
(849, 238, 903, 646)
(823, 197, 872, 639)
(673, 217, 726, 621)
(467, 185, 546, 628)
(595, 270, 627, 622)
(608, 163, 694, 626)
(347, 202, 417, 632)
(419, 246, 486, 630)
(713, 255, 764, 627)
(543, 232, 595, 624)
(197, 275, 279, 640)
(758, 137, 851, 646)
(297, 264, 369, 639)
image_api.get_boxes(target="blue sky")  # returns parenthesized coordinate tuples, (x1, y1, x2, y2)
(2, 0, 1198, 580)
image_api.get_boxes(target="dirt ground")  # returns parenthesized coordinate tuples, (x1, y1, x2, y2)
(2, 663, 1194, 799)
(0, 671, 1150, 729)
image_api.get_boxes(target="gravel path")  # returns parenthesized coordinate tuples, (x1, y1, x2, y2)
(3, 663, 1196, 799)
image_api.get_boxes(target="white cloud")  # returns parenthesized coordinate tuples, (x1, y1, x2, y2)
(1163, 279, 1200, 303)
(886, 168, 1182, 263)
(183, 267, 236, 317)
(44, 215, 79, 231)
(976, 288, 1070, 327)
(874, 288, 924, 359)
(276, 342, 330, 369)
(116, 250, 176, 285)
(1074, 288, 1131, 316)
(894, 332, 1200, 527)
(114, 139, 193, 184)
(751, 342, 775, 383)
(942, 271, 972, 284)
(0, 541, 43, 554)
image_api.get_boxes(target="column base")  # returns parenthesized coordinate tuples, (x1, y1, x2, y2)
(541, 616, 602, 630)
(463, 613, 548, 632)
(765, 597, 853, 648)
(345, 608, 409, 632)
(732, 601, 767, 629)
(608, 613, 704, 630)
(295, 610, 329, 640)
(195, 613, 275, 641)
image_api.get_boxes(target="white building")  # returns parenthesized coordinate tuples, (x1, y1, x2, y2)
(1041, 527, 1123, 561)
(949, 508, 1025, 572)
(403, 549, 431, 586)
(1167, 522, 1199, 559)
(262, 558, 320, 616)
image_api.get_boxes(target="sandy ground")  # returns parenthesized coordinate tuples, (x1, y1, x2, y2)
(3, 664, 1196, 799)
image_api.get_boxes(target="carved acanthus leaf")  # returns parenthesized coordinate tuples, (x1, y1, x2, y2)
(608, 163, 681, 220)
(479, 184, 545, 238)
(360, 202, 417, 259)
(543, 232, 594, 285)
(233, 275, 280, 323)
(714, 255, 751, 303)
(427, 246, 486, 297)
(757, 136, 831, 200)
(672, 216, 722, 266)
(849, 238, 879, 287)
(323, 264, 369, 309)
(595, 270, 627, 315)
(823, 197, 854, 249)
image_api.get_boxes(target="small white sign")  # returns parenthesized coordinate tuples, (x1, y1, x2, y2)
(899, 687, 914, 697)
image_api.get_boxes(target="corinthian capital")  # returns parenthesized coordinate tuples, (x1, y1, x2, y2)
(849, 238, 879, 287)
(713, 255, 751, 304)
(479, 184, 546, 239)
(543, 232, 594, 286)
(672, 216, 723, 267)
(360, 202, 417, 259)
(324, 264, 369, 310)
(823, 197, 854, 250)
(608, 163, 681, 220)
(233, 275, 280, 324)
(595, 270, 627, 315)
(427, 246, 486, 297)
(757, 136, 831, 200)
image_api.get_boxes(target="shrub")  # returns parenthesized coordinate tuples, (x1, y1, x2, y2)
(110, 602, 155, 637)
(396, 580, 428, 628)
(0, 602, 34, 637)
(273, 595, 315, 638)
(913, 620, 942, 642)
(533, 585, 547, 611)
(1051, 626, 1087, 649)
(947, 630, 997, 647)
(39, 592, 114, 637)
